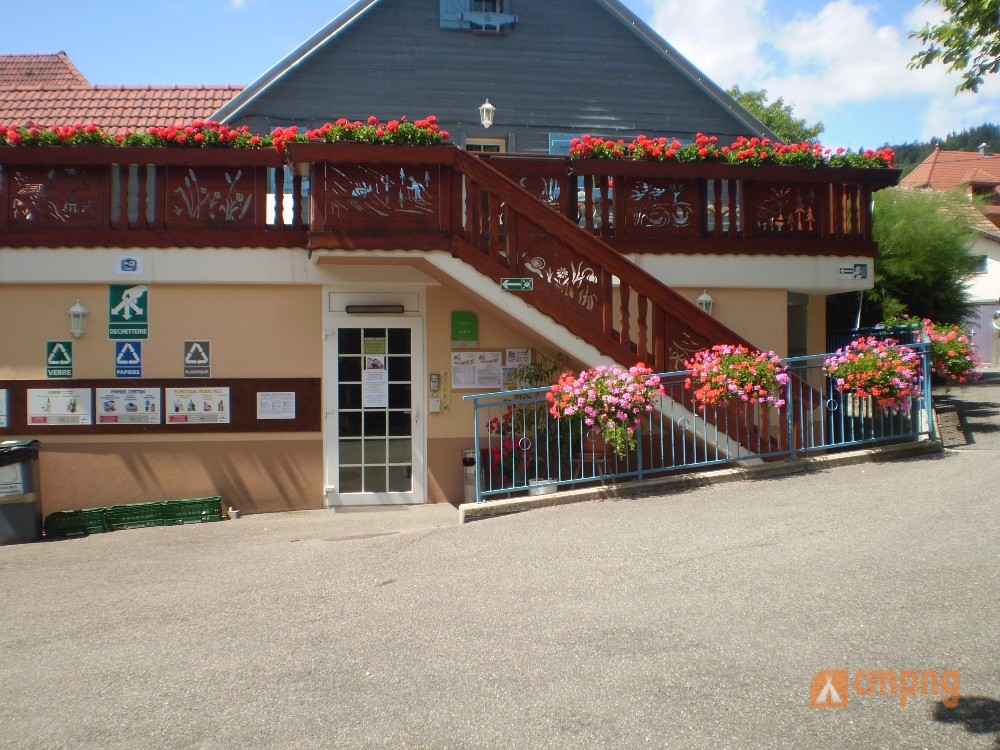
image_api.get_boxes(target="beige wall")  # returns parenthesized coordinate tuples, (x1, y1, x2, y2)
(676, 288, 789, 357)
(807, 294, 827, 356)
(423, 283, 574, 503)
(36, 435, 322, 516)
(1, 277, 821, 511)
(0, 284, 321, 379)
(1, 283, 324, 514)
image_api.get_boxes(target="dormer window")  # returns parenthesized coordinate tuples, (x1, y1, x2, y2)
(440, 0, 517, 32)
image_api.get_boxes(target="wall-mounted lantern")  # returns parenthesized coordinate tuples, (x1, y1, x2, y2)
(696, 290, 714, 316)
(67, 299, 89, 338)
(478, 99, 496, 129)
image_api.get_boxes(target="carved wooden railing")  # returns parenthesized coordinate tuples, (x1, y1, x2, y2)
(480, 153, 900, 257)
(449, 147, 766, 370)
(0, 147, 308, 248)
(286, 143, 764, 369)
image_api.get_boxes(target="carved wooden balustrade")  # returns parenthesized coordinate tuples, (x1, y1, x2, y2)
(0, 147, 308, 248)
(480, 153, 899, 257)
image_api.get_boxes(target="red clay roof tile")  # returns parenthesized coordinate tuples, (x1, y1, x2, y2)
(0, 85, 244, 134)
(0, 52, 90, 88)
(901, 147, 1000, 190)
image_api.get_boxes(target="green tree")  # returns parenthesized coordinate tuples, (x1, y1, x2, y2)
(909, 0, 1000, 93)
(870, 188, 978, 323)
(727, 86, 824, 143)
(828, 189, 978, 329)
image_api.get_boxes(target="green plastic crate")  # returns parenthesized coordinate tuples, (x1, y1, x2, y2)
(105, 501, 165, 531)
(162, 497, 222, 525)
(44, 508, 109, 538)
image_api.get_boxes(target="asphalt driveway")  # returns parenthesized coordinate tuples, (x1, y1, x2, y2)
(1, 373, 998, 749)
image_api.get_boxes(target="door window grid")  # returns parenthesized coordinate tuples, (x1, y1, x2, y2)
(337, 327, 412, 493)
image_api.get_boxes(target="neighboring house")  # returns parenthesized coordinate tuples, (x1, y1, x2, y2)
(901, 144, 1000, 362)
(0, 52, 242, 134)
(0, 0, 897, 515)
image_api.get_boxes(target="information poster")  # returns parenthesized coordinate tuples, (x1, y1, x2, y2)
(257, 392, 296, 420)
(27, 388, 92, 425)
(451, 351, 503, 390)
(96, 387, 161, 424)
(165, 387, 230, 424)
(506, 349, 531, 368)
(363, 336, 387, 355)
(362, 355, 389, 408)
(0, 389, 7, 428)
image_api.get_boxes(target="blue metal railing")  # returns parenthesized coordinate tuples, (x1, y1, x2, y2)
(463, 344, 934, 503)
(826, 324, 922, 353)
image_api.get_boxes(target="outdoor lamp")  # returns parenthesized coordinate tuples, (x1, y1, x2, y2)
(67, 299, 89, 338)
(478, 99, 496, 129)
(696, 290, 714, 315)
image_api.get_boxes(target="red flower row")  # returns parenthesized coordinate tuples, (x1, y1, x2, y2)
(0, 116, 450, 153)
(570, 132, 894, 168)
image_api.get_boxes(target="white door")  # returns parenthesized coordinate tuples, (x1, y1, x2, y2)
(324, 317, 425, 505)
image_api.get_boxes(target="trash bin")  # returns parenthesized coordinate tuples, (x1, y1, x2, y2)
(462, 448, 478, 504)
(0, 439, 42, 545)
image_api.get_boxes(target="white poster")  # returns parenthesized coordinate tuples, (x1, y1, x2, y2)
(451, 353, 477, 389)
(27, 388, 92, 425)
(96, 388, 161, 424)
(506, 348, 531, 368)
(165, 387, 230, 424)
(0, 389, 7, 428)
(451, 351, 503, 390)
(257, 392, 296, 420)
(362, 355, 389, 408)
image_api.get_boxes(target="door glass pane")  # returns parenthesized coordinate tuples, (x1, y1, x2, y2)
(388, 384, 411, 408)
(387, 438, 411, 462)
(339, 328, 361, 354)
(338, 383, 362, 409)
(340, 465, 362, 493)
(387, 356, 411, 382)
(387, 328, 411, 354)
(388, 411, 411, 436)
(338, 356, 361, 382)
(364, 438, 387, 463)
(339, 412, 362, 437)
(363, 411, 386, 436)
(339, 439, 362, 464)
(388, 465, 411, 492)
(364, 466, 387, 492)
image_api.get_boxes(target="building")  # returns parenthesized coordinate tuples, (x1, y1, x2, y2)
(0, 0, 898, 515)
(900, 144, 1000, 362)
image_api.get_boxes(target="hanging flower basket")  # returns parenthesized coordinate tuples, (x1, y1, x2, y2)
(547, 363, 664, 458)
(921, 319, 982, 387)
(823, 337, 922, 410)
(683, 345, 789, 409)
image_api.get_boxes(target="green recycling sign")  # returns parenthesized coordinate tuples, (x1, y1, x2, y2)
(46, 341, 73, 378)
(108, 284, 149, 340)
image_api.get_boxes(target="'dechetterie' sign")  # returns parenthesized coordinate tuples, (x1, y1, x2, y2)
(108, 284, 149, 340)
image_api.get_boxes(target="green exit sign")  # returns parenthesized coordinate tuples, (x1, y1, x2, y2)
(500, 277, 533, 292)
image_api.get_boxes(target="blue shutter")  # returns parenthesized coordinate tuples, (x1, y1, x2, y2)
(440, 0, 471, 29)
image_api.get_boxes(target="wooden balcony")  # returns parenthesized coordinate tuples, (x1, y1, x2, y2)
(480, 153, 900, 257)
(0, 146, 307, 248)
(0, 142, 899, 373)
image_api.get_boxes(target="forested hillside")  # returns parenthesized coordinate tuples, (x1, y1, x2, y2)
(886, 123, 1000, 175)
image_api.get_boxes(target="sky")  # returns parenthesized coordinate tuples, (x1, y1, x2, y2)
(4, 0, 998, 150)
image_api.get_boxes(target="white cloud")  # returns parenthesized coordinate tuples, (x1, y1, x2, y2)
(645, 0, 1000, 145)
(650, 0, 770, 82)
(230, 0, 249, 8)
